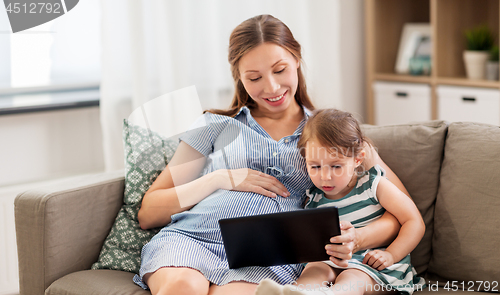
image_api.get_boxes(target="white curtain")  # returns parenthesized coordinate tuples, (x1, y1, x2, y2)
(99, 0, 360, 171)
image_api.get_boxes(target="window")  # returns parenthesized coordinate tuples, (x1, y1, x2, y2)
(0, 0, 100, 93)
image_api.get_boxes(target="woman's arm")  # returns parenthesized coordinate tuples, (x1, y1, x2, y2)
(138, 141, 290, 230)
(354, 211, 400, 251)
(138, 141, 214, 229)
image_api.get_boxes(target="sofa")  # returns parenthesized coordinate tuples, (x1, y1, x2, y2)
(15, 120, 500, 295)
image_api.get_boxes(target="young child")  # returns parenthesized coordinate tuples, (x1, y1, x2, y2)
(255, 109, 426, 295)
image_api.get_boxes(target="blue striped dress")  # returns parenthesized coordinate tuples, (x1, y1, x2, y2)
(133, 106, 313, 288)
(305, 165, 426, 295)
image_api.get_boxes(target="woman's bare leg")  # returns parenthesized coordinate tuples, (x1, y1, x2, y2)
(144, 267, 210, 295)
(208, 281, 257, 295)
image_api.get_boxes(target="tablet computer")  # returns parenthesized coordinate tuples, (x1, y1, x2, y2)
(219, 206, 340, 269)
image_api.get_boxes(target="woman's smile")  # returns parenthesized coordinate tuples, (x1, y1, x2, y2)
(264, 90, 287, 105)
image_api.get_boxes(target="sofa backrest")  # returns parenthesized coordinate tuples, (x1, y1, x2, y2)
(427, 122, 500, 287)
(362, 121, 448, 276)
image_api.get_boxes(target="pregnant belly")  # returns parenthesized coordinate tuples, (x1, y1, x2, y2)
(190, 190, 281, 217)
(168, 190, 294, 232)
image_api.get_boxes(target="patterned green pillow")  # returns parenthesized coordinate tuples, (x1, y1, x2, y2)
(91, 119, 179, 274)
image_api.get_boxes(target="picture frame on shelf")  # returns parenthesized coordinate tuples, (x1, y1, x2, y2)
(395, 23, 432, 75)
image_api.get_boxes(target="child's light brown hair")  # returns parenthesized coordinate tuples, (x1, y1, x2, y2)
(297, 109, 372, 158)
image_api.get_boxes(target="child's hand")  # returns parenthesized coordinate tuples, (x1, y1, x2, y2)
(326, 221, 356, 267)
(363, 250, 394, 270)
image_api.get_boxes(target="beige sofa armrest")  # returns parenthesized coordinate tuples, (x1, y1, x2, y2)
(15, 171, 125, 295)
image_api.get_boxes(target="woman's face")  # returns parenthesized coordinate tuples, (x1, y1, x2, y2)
(238, 42, 300, 115)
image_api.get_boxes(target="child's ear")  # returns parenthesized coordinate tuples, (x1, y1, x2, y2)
(355, 149, 366, 166)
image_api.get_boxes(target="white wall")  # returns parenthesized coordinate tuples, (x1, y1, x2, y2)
(0, 107, 105, 187)
(339, 0, 366, 122)
(303, 0, 366, 122)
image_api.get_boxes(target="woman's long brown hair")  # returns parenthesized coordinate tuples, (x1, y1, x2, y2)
(205, 14, 315, 117)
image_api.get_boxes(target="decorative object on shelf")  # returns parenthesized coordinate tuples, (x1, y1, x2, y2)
(463, 25, 494, 80)
(486, 45, 499, 81)
(409, 56, 431, 76)
(395, 23, 432, 75)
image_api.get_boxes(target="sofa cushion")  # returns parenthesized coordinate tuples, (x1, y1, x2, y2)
(91, 120, 178, 274)
(427, 122, 500, 287)
(45, 269, 150, 295)
(362, 121, 448, 275)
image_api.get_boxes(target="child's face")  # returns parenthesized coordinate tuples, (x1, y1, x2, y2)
(305, 140, 364, 199)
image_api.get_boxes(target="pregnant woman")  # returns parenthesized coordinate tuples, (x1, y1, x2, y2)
(133, 14, 408, 295)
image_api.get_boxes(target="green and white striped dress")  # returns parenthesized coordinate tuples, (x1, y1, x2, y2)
(305, 165, 425, 295)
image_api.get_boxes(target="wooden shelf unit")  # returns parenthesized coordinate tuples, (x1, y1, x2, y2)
(365, 0, 500, 124)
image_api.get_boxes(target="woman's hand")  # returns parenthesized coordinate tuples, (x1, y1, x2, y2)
(325, 221, 357, 267)
(218, 168, 290, 198)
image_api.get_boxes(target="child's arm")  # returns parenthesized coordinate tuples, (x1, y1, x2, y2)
(363, 177, 425, 270)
